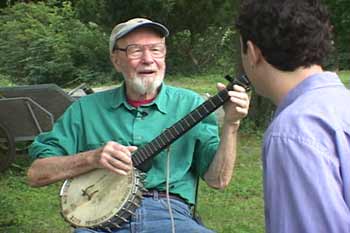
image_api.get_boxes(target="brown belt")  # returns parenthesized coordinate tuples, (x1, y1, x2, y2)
(142, 190, 187, 204)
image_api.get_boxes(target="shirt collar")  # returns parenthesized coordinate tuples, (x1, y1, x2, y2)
(274, 71, 342, 117)
(110, 82, 168, 114)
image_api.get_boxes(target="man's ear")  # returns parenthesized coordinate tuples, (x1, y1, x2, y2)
(111, 53, 121, 72)
(246, 41, 263, 67)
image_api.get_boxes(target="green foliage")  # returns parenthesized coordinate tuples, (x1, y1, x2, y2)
(71, 0, 241, 75)
(167, 26, 240, 74)
(71, 0, 175, 29)
(167, 0, 237, 33)
(71, 0, 237, 34)
(323, 0, 350, 70)
(0, 0, 349, 130)
(0, 73, 13, 86)
(0, 1, 110, 86)
(0, 0, 349, 85)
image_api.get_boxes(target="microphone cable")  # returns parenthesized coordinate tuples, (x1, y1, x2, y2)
(165, 146, 176, 233)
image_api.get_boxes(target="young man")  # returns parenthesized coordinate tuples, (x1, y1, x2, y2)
(27, 18, 250, 233)
(236, 0, 350, 232)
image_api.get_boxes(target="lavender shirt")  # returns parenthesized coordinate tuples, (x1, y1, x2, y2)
(263, 72, 350, 233)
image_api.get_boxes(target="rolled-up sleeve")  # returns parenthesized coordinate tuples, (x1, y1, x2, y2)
(29, 101, 82, 159)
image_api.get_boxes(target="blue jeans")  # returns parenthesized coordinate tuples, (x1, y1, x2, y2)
(74, 195, 215, 233)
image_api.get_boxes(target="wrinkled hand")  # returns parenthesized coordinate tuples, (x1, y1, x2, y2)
(217, 83, 250, 126)
(93, 141, 137, 175)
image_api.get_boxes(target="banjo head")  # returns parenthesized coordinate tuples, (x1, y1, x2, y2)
(60, 168, 143, 228)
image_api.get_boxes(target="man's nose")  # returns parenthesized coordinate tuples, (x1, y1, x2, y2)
(140, 49, 154, 63)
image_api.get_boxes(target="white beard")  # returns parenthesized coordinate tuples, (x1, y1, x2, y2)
(126, 75, 163, 95)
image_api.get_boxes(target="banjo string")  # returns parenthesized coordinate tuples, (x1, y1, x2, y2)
(165, 146, 176, 233)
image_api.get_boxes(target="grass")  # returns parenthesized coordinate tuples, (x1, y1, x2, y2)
(0, 157, 71, 233)
(198, 134, 264, 233)
(337, 70, 350, 87)
(166, 74, 224, 95)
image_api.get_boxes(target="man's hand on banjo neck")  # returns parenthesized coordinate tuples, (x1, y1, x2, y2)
(27, 141, 137, 187)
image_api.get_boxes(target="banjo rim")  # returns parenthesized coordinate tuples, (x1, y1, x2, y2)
(60, 168, 144, 229)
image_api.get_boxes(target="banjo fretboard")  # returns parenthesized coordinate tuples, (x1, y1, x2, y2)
(132, 74, 251, 171)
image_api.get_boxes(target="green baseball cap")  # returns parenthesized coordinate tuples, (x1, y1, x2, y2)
(109, 18, 169, 55)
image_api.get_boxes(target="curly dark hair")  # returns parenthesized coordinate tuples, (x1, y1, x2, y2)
(235, 0, 334, 71)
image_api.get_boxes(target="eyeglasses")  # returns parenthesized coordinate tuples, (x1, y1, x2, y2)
(114, 43, 166, 59)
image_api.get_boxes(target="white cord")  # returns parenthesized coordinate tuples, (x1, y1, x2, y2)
(165, 147, 176, 233)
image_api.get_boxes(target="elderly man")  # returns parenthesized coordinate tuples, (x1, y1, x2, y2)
(236, 0, 350, 232)
(27, 18, 250, 233)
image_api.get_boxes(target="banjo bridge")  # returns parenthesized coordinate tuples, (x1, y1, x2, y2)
(81, 184, 99, 201)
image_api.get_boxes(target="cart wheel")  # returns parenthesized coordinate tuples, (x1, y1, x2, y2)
(0, 123, 15, 172)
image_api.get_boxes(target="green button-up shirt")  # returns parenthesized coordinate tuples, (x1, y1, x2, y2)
(29, 83, 219, 204)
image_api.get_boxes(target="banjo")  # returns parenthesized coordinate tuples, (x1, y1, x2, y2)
(60, 74, 251, 231)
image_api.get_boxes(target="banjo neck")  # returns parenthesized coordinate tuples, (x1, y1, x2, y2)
(132, 74, 251, 172)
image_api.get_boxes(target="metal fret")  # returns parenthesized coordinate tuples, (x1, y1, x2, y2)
(158, 135, 166, 146)
(202, 104, 210, 113)
(172, 125, 180, 136)
(167, 128, 176, 138)
(208, 98, 217, 109)
(196, 108, 203, 116)
(132, 151, 142, 164)
(178, 122, 185, 131)
(188, 114, 194, 123)
(183, 118, 191, 128)
(211, 96, 222, 106)
(138, 149, 147, 161)
(163, 130, 170, 142)
(144, 145, 152, 157)
(155, 139, 162, 149)
(149, 142, 157, 152)
(217, 93, 225, 102)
